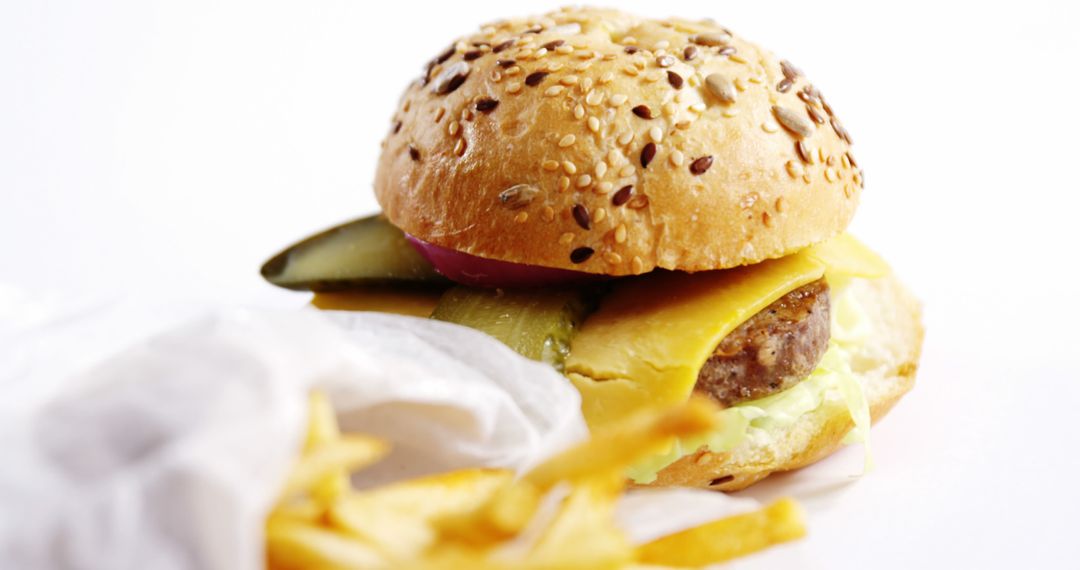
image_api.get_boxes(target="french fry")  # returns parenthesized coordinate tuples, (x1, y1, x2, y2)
(304, 392, 351, 506)
(266, 516, 388, 569)
(634, 497, 807, 567)
(523, 397, 720, 490)
(279, 435, 388, 504)
(522, 480, 632, 570)
(330, 468, 513, 558)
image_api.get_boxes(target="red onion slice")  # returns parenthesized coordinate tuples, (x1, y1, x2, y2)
(406, 235, 600, 288)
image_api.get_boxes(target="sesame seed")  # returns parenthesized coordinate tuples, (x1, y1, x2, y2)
(656, 55, 676, 68)
(595, 161, 608, 177)
(734, 78, 747, 92)
(662, 102, 678, 116)
(762, 120, 780, 133)
(722, 108, 739, 118)
(825, 167, 839, 182)
(622, 65, 639, 77)
(785, 160, 804, 178)
(618, 164, 635, 177)
(570, 247, 594, 264)
(761, 211, 772, 227)
(689, 102, 706, 113)
(773, 105, 815, 138)
(507, 66, 522, 76)
(612, 185, 633, 205)
(609, 93, 628, 106)
(543, 160, 560, 171)
(559, 232, 574, 245)
(408, 145, 420, 161)
(560, 75, 579, 86)
(643, 70, 662, 83)
(705, 73, 737, 104)
(592, 208, 607, 223)
(689, 155, 714, 175)
(596, 181, 613, 194)
(614, 223, 627, 243)
(624, 46, 640, 54)
(654, 40, 670, 50)
(392, 120, 402, 134)
(542, 39, 565, 50)
(497, 59, 516, 68)
(599, 72, 615, 84)
(493, 40, 515, 54)
(545, 61, 564, 72)
(775, 197, 787, 212)
(603, 251, 622, 265)
(448, 121, 461, 136)
(606, 149, 620, 165)
(562, 160, 577, 174)
(572, 204, 590, 229)
(617, 131, 634, 146)
(676, 120, 692, 129)
(496, 182, 540, 209)
(640, 142, 657, 167)
(846, 151, 858, 168)
(669, 150, 685, 167)
(818, 147, 827, 163)
(556, 44, 574, 55)
(807, 105, 827, 125)
(777, 77, 794, 93)
(649, 126, 663, 143)
(453, 139, 466, 156)
(544, 85, 564, 96)
(558, 134, 576, 147)
(581, 77, 594, 91)
(720, 46, 738, 57)
(535, 48, 549, 58)
(558, 176, 570, 191)
(577, 174, 593, 188)
(490, 70, 503, 82)
(585, 90, 604, 106)
(506, 82, 522, 94)
(841, 153, 851, 169)
(434, 44, 456, 64)
(629, 194, 649, 209)
(542, 206, 556, 222)
(463, 50, 483, 61)
(475, 98, 499, 113)
(524, 71, 549, 86)
(667, 71, 684, 89)
(632, 105, 653, 119)
(826, 155, 837, 167)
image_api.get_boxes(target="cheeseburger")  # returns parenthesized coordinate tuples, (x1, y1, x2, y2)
(262, 7, 924, 491)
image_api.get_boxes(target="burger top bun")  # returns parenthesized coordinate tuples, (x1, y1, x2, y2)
(375, 7, 864, 275)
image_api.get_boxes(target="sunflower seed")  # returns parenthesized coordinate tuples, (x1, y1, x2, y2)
(772, 105, 815, 138)
(705, 73, 736, 104)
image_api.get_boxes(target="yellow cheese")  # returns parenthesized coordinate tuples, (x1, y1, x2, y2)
(567, 234, 888, 430)
(311, 288, 443, 317)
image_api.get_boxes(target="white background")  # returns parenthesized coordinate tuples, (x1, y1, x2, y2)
(3, 1, 1079, 568)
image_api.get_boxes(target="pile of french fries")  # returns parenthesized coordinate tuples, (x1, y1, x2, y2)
(266, 393, 805, 569)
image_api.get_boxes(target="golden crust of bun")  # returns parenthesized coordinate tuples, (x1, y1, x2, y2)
(645, 272, 923, 491)
(375, 7, 863, 274)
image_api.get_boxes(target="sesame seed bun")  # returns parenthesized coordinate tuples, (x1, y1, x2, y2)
(374, 7, 863, 274)
(643, 273, 923, 491)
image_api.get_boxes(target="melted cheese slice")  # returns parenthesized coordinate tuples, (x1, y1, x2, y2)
(311, 288, 442, 317)
(567, 234, 888, 430)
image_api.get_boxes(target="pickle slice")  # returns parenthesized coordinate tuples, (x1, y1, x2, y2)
(261, 215, 449, 292)
(431, 287, 592, 371)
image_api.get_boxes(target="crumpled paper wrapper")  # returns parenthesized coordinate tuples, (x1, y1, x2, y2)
(0, 307, 763, 570)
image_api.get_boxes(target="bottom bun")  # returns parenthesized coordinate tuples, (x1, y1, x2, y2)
(646, 272, 924, 491)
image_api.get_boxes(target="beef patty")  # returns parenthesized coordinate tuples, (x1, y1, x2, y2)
(694, 279, 830, 407)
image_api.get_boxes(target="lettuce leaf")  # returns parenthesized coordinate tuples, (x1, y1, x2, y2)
(626, 284, 874, 484)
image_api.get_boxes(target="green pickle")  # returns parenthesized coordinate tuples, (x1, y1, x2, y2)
(261, 215, 448, 292)
(431, 286, 593, 371)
